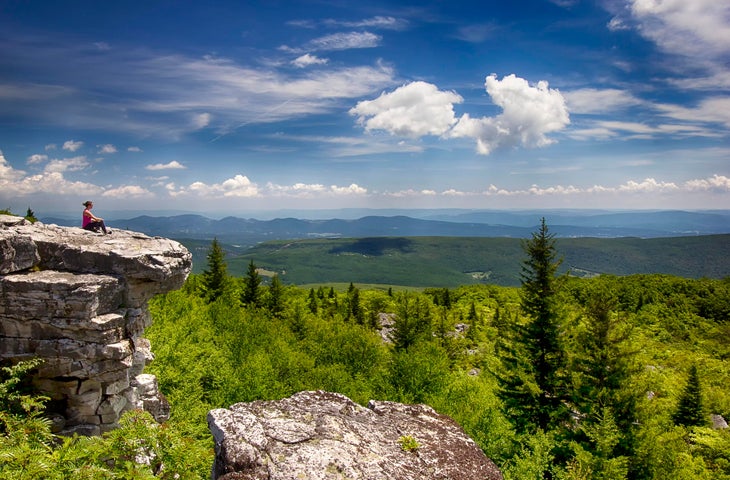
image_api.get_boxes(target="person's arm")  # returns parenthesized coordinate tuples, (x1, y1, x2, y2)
(84, 210, 103, 221)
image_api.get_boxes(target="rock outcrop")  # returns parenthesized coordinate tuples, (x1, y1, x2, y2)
(208, 390, 503, 480)
(0, 215, 191, 435)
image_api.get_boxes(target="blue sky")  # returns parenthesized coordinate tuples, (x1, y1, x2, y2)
(1, 0, 729, 216)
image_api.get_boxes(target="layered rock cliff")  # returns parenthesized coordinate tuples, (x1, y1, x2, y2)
(208, 390, 504, 480)
(0, 215, 191, 435)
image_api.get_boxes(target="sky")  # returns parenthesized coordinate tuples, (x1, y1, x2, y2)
(1, 0, 729, 217)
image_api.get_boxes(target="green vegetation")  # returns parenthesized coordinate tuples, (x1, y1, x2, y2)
(398, 434, 420, 452)
(182, 234, 730, 286)
(2, 224, 730, 479)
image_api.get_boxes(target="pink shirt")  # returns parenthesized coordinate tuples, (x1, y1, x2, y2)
(82, 208, 93, 228)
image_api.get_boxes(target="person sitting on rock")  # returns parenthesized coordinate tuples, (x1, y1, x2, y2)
(82, 200, 111, 234)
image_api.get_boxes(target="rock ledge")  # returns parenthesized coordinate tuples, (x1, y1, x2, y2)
(0, 215, 191, 435)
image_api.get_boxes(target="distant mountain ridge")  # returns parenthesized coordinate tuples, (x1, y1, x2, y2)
(42, 209, 730, 246)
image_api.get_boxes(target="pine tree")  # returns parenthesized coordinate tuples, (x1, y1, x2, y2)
(200, 238, 228, 302)
(673, 364, 705, 427)
(497, 217, 569, 433)
(241, 259, 261, 307)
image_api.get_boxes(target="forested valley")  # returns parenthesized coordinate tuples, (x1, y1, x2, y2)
(2, 221, 730, 479)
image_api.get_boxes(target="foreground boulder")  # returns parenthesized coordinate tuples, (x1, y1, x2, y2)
(208, 390, 503, 480)
(0, 215, 191, 435)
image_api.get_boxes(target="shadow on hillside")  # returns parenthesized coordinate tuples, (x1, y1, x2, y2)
(329, 237, 414, 256)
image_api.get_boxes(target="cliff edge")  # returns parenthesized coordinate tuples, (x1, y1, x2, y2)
(0, 215, 191, 435)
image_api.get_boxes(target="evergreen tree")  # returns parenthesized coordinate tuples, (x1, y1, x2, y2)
(200, 238, 228, 302)
(497, 217, 568, 433)
(24, 207, 38, 223)
(241, 259, 261, 307)
(348, 287, 365, 324)
(390, 293, 432, 350)
(673, 364, 705, 427)
(572, 289, 639, 444)
(307, 288, 318, 314)
(266, 274, 284, 318)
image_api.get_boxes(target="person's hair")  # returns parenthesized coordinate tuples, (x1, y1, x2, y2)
(83, 201, 93, 207)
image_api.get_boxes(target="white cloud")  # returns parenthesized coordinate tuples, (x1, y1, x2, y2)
(292, 54, 328, 68)
(266, 182, 367, 197)
(307, 31, 381, 51)
(684, 174, 730, 192)
(655, 97, 730, 128)
(324, 16, 406, 30)
(44, 144, 56, 151)
(0, 151, 26, 182)
(629, 0, 730, 59)
(62, 140, 84, 152)
(330, 183, 367, 195)
(350, 81, 463, 137)
(102, 185, 154, 199)
(97, 144, 117, 154)
(44, 156, 89, 173)
(186, 174, 260, 198)
(0, 151, 101, 197)
(563, 88, 643, 114)
(607, 17, 630, 31)
(146, 160, 186, 171)
(27, 154, 48, 165)
(128, 146, 142, 152)
(449, 74, 570, 154)
(192, 113, 211, 129)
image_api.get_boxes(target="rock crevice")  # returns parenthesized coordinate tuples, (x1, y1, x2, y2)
(0, 215, 191, 435)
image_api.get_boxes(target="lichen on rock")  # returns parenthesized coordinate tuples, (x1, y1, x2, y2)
(208, 390, 503, 480)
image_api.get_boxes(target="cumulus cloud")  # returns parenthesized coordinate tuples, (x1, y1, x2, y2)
(351, 74, 569, 154)
(0, 151, 101, 197)
(128, 146, 142, 152)
(63, 140, 84, 152)
(27, 154, 48, 165)
(146, 160, 186, 171)
(266, 182, 367, 197)
(350, 81, 463, 137)
(97, 144, 117, 154)
(100, 185, 154, 199)
(186, 174, 260, 198)
(292, 54, 328, 68)
(449, 74, 570, 154)
(44, 156, 90, 173)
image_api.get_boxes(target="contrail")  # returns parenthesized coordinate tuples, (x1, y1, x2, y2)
(209, 99, 294, 143)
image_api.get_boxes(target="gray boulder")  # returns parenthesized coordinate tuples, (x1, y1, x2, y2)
(208, 390, 503, 480)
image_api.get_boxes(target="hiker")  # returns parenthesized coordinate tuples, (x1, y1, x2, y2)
(82, 200, 111, 234)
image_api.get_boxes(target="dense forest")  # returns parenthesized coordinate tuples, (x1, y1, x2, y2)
(2, 222, 730, 479)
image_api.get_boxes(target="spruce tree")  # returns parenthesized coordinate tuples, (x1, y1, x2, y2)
(241, 259, 261, 307)
(266, 274, 284, 318)
(497, 217, 568, 433)
(200, 237, 228, 302)
(673, 364, 705, 427)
